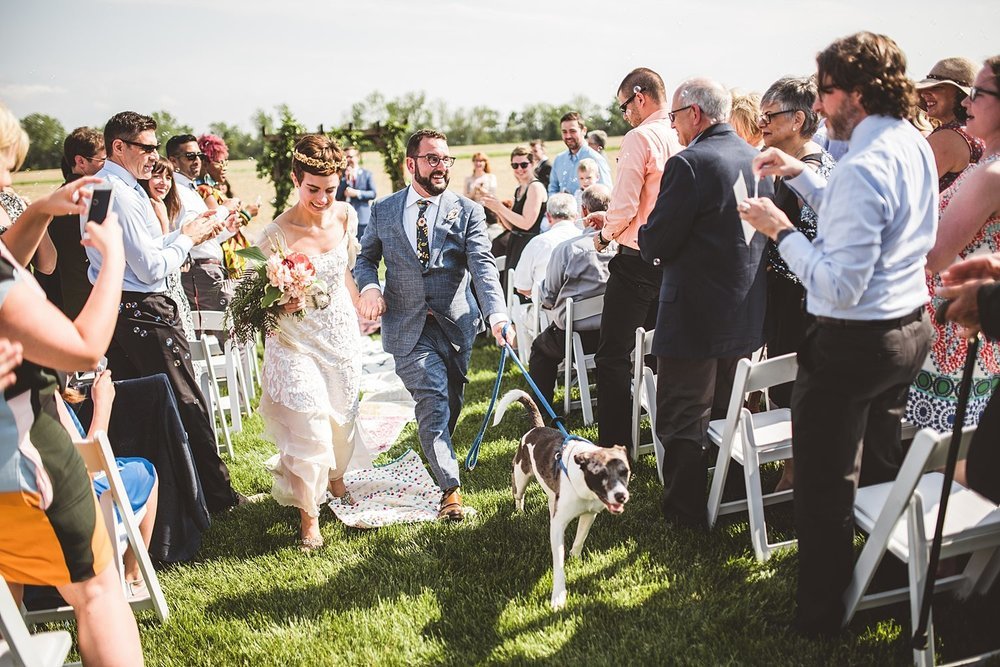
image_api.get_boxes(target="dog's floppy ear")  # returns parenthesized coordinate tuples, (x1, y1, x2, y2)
(574, 451, 603, 475)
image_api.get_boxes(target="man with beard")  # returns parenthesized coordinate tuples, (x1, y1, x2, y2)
(85, 111, 244, 514)
(548, 112, 611, 196)
(355, 129, 512, 521)
(739, 32, 937, 636)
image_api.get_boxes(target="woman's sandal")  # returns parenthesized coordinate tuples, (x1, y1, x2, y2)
(299, 535, 324, 552)
(125, 577, 149, 600)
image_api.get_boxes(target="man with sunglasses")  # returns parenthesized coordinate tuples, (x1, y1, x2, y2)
(167, 134, 238, 321)
(87, 111, 244, 514)
(356, 128, 511, 522)
(740, 33, 936, 637)
(639, 77, 772, 530)
(586, 67, 682, 449)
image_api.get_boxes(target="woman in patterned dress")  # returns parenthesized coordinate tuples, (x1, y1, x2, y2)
(908, 57, 1000, 443)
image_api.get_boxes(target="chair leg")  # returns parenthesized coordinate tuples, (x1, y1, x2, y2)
(906, 499, 935, 667)
(742, 433, 770, 562)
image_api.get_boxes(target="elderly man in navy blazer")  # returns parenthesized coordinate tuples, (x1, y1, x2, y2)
(336, 145, 376, 238)
(639, 78, 772, 528)
(355, 129, 512, 521)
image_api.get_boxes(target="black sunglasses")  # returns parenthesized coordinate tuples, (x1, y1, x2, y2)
(122, 139, 160, 154)
(619, 86, 643, 114)
(182, 151, 205, 160)
(510, 161, 531, 170)
(969, 86, 1000, 102)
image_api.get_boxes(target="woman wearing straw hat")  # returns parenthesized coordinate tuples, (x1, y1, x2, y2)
(916, 56, 986, 191)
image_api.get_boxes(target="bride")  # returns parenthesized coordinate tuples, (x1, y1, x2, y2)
(256, 134, 370, 550)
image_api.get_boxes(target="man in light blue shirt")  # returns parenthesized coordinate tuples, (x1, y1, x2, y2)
(740, 32, 936, 638)
(87, 111, 242, 514)
(547, 112, 612, 196)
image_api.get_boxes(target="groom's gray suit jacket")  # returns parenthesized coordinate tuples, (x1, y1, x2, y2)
(354, 187, 506, 356)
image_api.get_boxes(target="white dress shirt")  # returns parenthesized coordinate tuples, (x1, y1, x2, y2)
(174, 172, 235, 262)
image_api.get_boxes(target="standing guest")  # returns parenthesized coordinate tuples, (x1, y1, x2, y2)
(139, 157, 196, 340)
(588, 67, 683, 448)
(757, 77, 835, 414)
(481, 146, 547, 274)
(730, 90, 764, 147)
(0, 99, 144, 664)
(548, 112, 612, 195)
(740, 32, 936, 636)
(85, 111, 243, 514)
(195, 133, 256, 287)
(512, 193, 582, 298)
(50, 127, 105, 319)
(915, 57, 985, 191)
(587, 129, 608, 154)
(529, 184, 613, 408)
(356, 129, 511, 521)
(812, 116, 850, 161)
(167, 134, 238, 317)
(640, 77, 771, 526)
(336, 145, 376, 238)
(909, 56, 1000, 435)
(530, 139, 551, 189)
(464, 151, 498, 226)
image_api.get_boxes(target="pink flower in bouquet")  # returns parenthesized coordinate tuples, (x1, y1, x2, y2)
(265, 253, 293, 292)
(280, 252, 317, 301)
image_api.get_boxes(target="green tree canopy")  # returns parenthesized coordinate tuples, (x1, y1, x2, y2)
(150, 110, 193, 146)
(20, 113, 66, 170)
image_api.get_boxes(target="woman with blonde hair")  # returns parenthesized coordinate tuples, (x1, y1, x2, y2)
(730, 89, 764, 148)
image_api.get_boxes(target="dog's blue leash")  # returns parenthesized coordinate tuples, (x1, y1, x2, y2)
(465, 324, 587, 474)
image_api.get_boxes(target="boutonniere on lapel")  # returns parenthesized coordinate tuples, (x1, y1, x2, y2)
(445, 208, 460, 222)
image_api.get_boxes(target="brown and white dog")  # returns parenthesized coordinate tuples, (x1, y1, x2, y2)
(493, 389, 631, 608)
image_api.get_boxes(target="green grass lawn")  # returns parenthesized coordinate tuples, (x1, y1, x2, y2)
(56, 342, 1000, 665)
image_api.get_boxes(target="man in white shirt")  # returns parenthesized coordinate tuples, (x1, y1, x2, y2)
(87, 112, 243, 513)
(166, 134, 237, 319)
(513, 193, 583, 298)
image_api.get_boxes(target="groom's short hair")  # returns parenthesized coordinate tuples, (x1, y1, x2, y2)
(406, 129, 448, 157)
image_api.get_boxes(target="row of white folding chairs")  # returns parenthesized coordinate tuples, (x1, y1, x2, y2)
(189, 310, 259, 458)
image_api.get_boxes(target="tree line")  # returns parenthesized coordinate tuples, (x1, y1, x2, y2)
(18, 91, 630, 171)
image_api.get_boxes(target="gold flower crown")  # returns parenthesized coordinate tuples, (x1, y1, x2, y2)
(292, 150, 345, 172)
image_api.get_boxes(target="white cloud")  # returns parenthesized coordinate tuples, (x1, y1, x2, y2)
(0, 83, 66, 100)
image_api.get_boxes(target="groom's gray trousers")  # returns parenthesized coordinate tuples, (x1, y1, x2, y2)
(392, 316, 471, 490)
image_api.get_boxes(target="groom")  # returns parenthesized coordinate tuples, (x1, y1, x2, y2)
(356, 129, 513, 521)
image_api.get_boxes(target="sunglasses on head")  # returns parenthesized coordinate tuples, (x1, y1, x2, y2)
(510, 161, 531, 169)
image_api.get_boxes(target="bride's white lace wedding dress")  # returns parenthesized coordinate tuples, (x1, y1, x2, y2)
(257, 218, 372, 517)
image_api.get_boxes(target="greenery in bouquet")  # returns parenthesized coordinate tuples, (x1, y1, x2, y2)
(225, 245, 329, 345)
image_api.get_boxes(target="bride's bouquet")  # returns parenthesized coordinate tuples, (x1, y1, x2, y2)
(226, 244, 329, 344)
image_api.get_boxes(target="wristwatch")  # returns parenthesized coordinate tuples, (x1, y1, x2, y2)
(597, 230, 610, 246)
(775, 227, 796, 245)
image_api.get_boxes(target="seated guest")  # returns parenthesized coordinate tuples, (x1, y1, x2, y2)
(587, 129, 608, 154)
(513, 193, 583, 298)
(86, 111, 243, 514)
(50, 127, 105, 319)
(915, 57, 985, 191)
(529, 184, 613, 407)
(574, 158, 600, 210)
(530, 139, 551, 189)
(0, 99, 144, 663)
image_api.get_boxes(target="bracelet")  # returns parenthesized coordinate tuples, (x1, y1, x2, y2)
(238, 209, 252, 224)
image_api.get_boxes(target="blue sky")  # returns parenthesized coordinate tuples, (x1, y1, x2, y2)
(4, 0, 997, 133)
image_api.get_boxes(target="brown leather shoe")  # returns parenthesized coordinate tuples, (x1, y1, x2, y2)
(438, 487, 465, 522)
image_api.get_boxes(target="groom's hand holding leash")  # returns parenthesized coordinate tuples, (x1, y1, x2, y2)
(493, 321, 516, 347)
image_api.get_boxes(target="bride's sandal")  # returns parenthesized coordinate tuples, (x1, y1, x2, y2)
(299, 535, 324, 552)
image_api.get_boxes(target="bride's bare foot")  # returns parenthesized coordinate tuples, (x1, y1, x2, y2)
(299, 510, 323, 551)
(328, 477, 347, 498)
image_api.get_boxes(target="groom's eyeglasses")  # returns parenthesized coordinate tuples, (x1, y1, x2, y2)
(414, 154, 456, 168)
(510, 161, 531, 170)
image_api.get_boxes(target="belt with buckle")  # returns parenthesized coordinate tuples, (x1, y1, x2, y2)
(814, 306, 924, 329)
(617, 245, 641, 257)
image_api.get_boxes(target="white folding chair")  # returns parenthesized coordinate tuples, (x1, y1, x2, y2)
(561, 294, 603, 425)
(495, 254, 507, 274)
(24, 432, 169, 627)
(0, 574, 72, 667)
(844, 426, 1000, 666)
(630, 327, 665, 481)
(188, 335, 234, 458)
(190, 310, 249, 433)
(706, 353, 797, 561)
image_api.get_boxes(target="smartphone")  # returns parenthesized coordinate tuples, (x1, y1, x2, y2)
(214, 206, 230, 222)
(86, 184, 115, 224)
